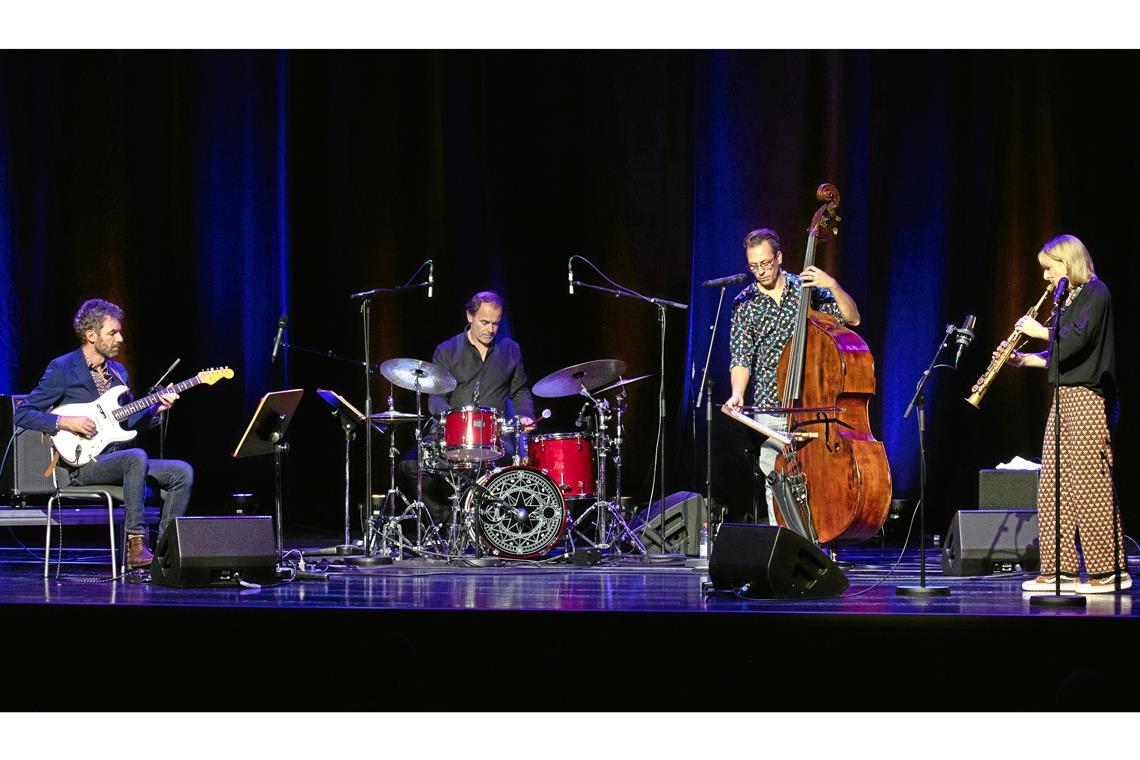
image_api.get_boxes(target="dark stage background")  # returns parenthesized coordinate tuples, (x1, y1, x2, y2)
(2, 51, 1136, 538)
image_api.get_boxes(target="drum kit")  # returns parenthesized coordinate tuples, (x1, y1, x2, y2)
(364, 356, 650, 562)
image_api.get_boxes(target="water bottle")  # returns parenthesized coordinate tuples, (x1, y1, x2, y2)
(699, 522, 709, 558)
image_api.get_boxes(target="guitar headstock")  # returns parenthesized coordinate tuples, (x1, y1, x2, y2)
(197, 367, 235, 386)
(808, 182, 842, 243)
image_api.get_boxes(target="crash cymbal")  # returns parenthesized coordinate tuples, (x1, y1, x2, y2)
(596, 373, 654, 393)
(369, 410, 424, 423)
(379, 358, 457, 395)
(532, 359, 628, 398)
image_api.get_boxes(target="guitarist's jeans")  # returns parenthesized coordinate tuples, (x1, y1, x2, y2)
(60, 447, 194, 541)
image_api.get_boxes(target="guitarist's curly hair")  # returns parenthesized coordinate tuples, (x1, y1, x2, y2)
(73, 298, 124, 343)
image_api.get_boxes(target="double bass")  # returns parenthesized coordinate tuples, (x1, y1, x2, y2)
(770, 183, 891, 544)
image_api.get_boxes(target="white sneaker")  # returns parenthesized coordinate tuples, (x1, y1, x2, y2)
(1021, 574, 1080, 592)
(1074, 573, 1132, 594)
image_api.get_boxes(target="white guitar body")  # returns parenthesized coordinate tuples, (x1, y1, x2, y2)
(51, 386, 139, 467)
(48, 367, 234, 468)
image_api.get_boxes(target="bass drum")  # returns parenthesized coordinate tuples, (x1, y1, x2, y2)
(464, 465, 567, 558)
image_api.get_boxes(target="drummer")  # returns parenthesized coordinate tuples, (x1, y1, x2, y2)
(427, 290, 536, 430)
(399, 290, 535, 528)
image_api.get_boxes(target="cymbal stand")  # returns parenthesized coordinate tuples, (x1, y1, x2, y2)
(368, 387, 412, 556)
(572, 384, 646, 554)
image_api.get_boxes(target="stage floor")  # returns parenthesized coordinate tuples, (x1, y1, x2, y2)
(2, 534, 1137, 710)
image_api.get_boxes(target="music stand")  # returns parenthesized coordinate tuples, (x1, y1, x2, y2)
(316, 388, 382, 554)
(234, 389, 304, 560)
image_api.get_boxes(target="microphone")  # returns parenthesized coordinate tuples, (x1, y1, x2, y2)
(427, 260, 434, 298)
(270, 315, 288, 365)
(953, 314, 976, 368)
(701, 272, 750, 288)
(1054, 277, 1069, 307)
(568, 258, 575, 295)
(575, 401, 591, 429)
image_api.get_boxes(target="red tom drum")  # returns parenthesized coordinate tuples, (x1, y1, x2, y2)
(527, 432, 595, 499)
(442, 406, 503, 463)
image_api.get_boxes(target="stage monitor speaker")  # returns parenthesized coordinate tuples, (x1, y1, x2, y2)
(628, 491, 703, 555)
(1, 395, 57, 503)
(708, 523, 849, 598)
(151, 516, 277, 587)
(978, 469, 1039, 509)
(941, 509, 1039, 576)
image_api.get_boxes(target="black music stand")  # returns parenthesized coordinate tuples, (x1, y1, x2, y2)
(233, 389, 304, 560)
(316, 388, 381, 555)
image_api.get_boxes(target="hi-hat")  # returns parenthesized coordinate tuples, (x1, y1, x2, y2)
(369, 410, 423, 423)
(597, 373, 654, 393)
(379, 358, 457, 394)
(533, 359, 628, 398)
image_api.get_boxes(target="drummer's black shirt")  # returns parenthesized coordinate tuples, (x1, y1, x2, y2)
(428, 330, 535, 419)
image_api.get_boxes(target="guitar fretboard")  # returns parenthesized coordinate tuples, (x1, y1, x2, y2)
(112, 377, 203, 421)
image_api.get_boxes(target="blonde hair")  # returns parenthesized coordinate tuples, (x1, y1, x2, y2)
(1037, 234, 1095, 286)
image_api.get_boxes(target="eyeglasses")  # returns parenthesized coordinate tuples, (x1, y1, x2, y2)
(747, 259, 778, 273)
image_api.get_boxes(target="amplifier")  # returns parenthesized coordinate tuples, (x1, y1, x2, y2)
(978, 469, 1039, 510)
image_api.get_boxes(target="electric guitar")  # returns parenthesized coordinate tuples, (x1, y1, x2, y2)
(51, 367, 234, 466)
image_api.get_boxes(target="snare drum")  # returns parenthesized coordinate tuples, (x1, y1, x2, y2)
(442, 406, 503, 464)
(527, 432, 595, 499)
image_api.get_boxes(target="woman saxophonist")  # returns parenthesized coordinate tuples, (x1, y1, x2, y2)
(1002, 234, 1127, 593)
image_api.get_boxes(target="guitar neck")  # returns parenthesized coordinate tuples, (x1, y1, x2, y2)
(112, 376, 203, 421)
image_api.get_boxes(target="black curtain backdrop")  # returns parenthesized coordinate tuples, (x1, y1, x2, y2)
(2, 50, 1136, 539)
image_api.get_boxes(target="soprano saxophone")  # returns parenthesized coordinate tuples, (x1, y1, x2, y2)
(965, 282, 1056, 408)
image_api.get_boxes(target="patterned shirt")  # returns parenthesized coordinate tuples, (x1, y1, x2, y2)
(88, 363, 114, 395)
(728, 272, 846, 407)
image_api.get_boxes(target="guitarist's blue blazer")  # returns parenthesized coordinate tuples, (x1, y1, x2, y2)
(14, 348, 158, 436)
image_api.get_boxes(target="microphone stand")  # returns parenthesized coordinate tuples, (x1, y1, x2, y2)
(146, 358, 180, 460)
(1032, 293, 1085, 607)
(693, 284, 729, 561)
(348, 260, 432, 554)
(897, 324, 958, 597)
(571, 260, 688, 556)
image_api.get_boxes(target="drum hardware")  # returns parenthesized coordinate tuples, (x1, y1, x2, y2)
(371, 360, 459, 559)
(557, 380, 645, 555)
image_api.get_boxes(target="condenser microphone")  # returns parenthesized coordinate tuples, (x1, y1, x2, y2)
(953, 314, 976, 368)
(568, 258, 575, 295)
(270, 315, 288, 364)
(701, 272, 750, 288)
(427, 260, 434, 298)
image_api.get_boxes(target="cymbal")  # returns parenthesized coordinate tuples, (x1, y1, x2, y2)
(596, 373, 654, 393)
(532, 359, 628, 398)
(369, 410, 423, 423)
(379, 358, 457, 395)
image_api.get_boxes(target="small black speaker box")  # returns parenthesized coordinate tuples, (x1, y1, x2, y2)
(941, 509, 1040, 576)
(708, 523, 849, 598)
(629, 491, 704, 555)
(978, 469, 1039, 509)
(151, 516, 277, 587)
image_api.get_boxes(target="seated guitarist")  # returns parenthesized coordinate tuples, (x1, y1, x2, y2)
(14, 298, 194, 569)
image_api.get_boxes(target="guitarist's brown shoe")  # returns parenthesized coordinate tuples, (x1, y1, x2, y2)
(127, 534, 153, 569)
